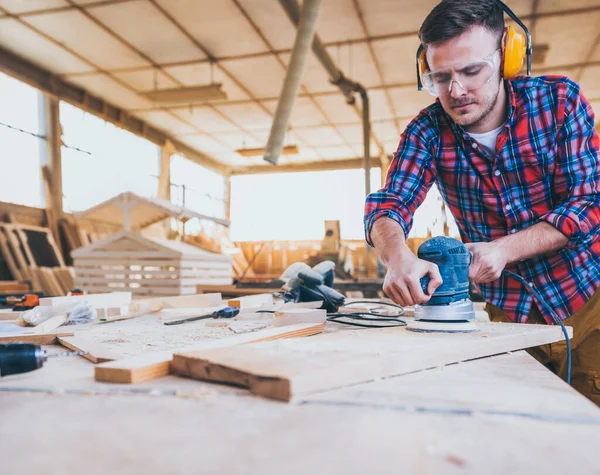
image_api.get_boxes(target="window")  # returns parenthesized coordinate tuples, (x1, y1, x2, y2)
(230, 168, 381, 241)
(0, 72, 44, 207)
(410, 184, 460, 238)
(170, 154, 227, 235)
(60, 102, 160, 212)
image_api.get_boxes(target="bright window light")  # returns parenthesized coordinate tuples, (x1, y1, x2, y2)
(0, 72, 43, 207)
(170, 154, 227, 235)
(60, 101, 160, 212)
(230, 168, 381, 241)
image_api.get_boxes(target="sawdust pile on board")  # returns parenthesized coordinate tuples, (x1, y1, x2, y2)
(79, 319, 268, 357)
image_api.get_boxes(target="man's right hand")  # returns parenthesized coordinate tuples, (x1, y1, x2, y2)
(370, 217, 443, 307)
(382, 250, 443, 307)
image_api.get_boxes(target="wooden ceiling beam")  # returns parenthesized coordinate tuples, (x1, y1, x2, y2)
(230, 156, 386, 176)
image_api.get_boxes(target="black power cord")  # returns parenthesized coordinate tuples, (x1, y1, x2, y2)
(502, 270, 572, 385)
(328, 300, 408, 328)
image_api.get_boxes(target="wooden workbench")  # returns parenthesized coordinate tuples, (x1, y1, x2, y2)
(1, 326, 599, 474)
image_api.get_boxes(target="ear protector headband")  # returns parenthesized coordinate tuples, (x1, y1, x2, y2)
(416, 0, 532, 91)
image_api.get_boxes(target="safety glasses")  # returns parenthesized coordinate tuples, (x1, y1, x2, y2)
(421, 49, 501, 97)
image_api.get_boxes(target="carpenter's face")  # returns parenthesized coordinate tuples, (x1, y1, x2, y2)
(425, 26, 503, 128)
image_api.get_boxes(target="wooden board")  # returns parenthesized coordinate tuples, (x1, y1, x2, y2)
(39, 292, 132, 308)
(3, 350, 600, 475)
(95, 323, 325, 384)
(136, 293, 222, 309)
(0, 310, 25, 321)
(170, 322, 572, 402)
(29, 313, 68, 333)
(0, 281, 29, 294)
(228, 293, 274, 309)
(0, 330, 74, 344)
(58, 336, 123, 364)
(197, 285, 279, 296)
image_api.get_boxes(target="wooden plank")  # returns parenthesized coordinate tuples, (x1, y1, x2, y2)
(94, 323, 325, 384)
(228, 293, 274, 309)
(98, 301, 163, 323)
(0, 281, 29, 293)
(57, 336, 122, 364)
(2, 227, 42, 291)
(0, 330, 74, 344)
(136, 293, 223, 309)
(0, 232, 23, 281)
(197, 285, 280, 296)
(0, 310, 26, 321)
(170, 322, 573, 402)
(273, 308, 327, 327)
(39, 292, 132, 308)
(29, 313, 68, 333)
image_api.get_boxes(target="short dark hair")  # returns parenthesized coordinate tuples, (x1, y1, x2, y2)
(419, 0, 505, 46)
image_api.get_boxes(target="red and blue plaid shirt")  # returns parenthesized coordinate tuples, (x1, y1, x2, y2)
(364, 76, 600, 323)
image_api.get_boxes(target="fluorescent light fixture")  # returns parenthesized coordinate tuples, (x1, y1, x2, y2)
(235, 144, 299, 157)
(144, 83, 227, 104)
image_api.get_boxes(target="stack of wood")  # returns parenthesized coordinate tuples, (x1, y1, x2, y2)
(72, 231, 233, 297)
(0, 223, 74, 296)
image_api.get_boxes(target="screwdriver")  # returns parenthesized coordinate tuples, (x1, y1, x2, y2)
(164, 306, 240, 326)
(0, 343, 88, 377)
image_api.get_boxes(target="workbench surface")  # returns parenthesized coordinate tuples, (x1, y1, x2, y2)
(2, 342, 599, 474)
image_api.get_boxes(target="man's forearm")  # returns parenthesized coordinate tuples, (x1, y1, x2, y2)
(370, 218, 411, 266)
(495, 222, 569, 264)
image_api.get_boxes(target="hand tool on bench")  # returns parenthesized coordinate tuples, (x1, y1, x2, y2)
(0, 294, 40, 311)
(163, 306, 240, 326)
(0, 342, 87, 377)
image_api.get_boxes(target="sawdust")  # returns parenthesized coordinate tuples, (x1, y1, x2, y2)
(101, 338, 129, 344)
(73, 314, 271, 357)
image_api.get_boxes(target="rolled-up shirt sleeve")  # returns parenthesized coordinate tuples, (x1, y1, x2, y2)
(364, 119, 437, 247)
(540, 80, 600, 249)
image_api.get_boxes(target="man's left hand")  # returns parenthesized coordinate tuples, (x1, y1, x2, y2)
(465, 242, 509, 283)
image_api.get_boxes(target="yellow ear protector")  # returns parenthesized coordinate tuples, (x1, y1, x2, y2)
(416, 0, 532, 91)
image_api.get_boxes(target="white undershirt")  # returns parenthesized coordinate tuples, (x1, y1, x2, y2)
(467, 124, 505, 156)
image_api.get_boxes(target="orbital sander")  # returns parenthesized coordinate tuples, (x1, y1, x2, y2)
(407, 236, 478, 333)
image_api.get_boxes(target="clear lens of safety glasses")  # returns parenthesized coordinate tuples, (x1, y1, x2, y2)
(422, 50, 500, 97)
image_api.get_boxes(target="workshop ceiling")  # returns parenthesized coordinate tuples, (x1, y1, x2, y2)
(1, 0, 599, 172)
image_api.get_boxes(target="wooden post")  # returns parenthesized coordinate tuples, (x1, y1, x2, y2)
(379, 154, 390, 187)
(158, 140, 174, 201)
(158, 140, 175, 236)
(38, 95, 62, 247)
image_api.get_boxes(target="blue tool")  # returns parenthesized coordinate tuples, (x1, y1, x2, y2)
(408, 236, 477, 333)
(163, 306, 240, 326)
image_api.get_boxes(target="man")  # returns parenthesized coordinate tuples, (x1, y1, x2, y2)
(364, 0, 600, 404)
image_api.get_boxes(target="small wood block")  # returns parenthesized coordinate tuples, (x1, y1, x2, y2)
(228, 293, 274, 310)
(273, 308, 327, 327)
